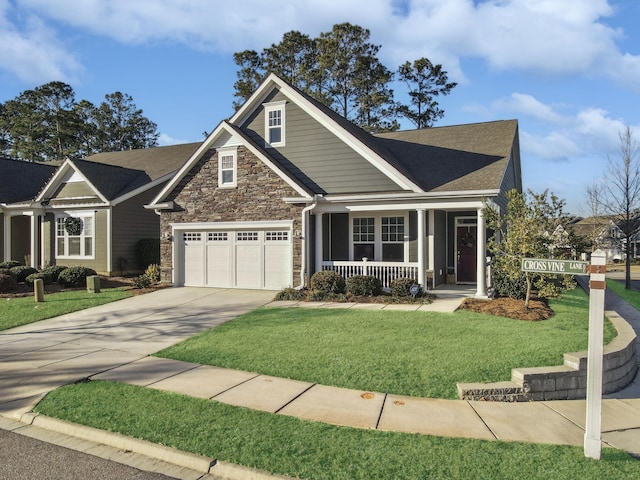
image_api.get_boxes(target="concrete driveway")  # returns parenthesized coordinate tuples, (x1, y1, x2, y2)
(0, 287, 274, 419)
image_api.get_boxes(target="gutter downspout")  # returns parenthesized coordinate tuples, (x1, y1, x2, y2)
(300, 195, 318, 288)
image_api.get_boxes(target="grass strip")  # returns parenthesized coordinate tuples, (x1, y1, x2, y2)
(34, 381, 640, 480)
(157, 287, 615, 399)
(0, 288, 132, 331)
(606, 279, 640, 310)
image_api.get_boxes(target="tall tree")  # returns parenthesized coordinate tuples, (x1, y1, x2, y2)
(233, 49, 264, 110)
(396, 58, 457, 129)
(317, 23, 383, 121)
(601, 126, 640, 289)
(353, 54, 398, 132)
(0, 84, 159, 161)
(94, 92, 159, 152)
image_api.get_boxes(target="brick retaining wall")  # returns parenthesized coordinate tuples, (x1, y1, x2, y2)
(457, 310, 638, 401)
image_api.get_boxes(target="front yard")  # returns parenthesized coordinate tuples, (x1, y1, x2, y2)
(157, 287, 616, 399)
(28, 286, 639, 478)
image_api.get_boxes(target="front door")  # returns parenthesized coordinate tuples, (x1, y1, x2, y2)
(456, 224, 477, 283)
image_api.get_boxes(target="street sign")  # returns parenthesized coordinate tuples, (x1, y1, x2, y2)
(521, 258, 588, 275)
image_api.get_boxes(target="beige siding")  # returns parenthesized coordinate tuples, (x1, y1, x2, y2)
(52, 181, 99, 200)
(111, 185, 163, 274)
(243, 90, 400, 194)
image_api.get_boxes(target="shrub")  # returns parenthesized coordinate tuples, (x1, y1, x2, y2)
(492, 267, 527, 300)
(58, 266, 97, 288)
(137, 238, 160, 269)
(26, 271, 54, 285)
(10, 266, 38, 283)
(0, 268, 15, 279)
(346, 275, 382, 296)
(40, 265, 68, 282)
(0, 261, 21, 269)
(273, 287, 305, 301)
(390, 277, 420, 297)
(132, 274, 152, 289)
(310, 270, 346, 294)
(144, 264, 161, 283)
(0, 273, 18, 293)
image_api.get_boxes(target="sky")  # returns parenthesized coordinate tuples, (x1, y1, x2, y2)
(1, 0, 639, 215)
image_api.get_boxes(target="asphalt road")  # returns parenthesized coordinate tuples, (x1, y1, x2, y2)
(0, 429, 178, 480)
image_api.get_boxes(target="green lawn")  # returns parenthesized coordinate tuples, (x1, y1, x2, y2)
(34, 381, 640, 480)
(607, 279, 640, 310)
(0, 288, 133, 331)
(157, 287, 616, 399)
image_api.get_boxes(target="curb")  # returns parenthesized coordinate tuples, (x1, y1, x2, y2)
(19, 412, 290, 479)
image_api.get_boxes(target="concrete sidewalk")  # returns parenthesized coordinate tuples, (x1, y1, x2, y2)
(1, 284, 639, 479)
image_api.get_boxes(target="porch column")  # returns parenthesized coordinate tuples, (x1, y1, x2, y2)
(315, 213, 323, 275)
(3, 213, 10, 262)
(417, 209, 426, 289)
(30, 214, 39, 268)
(428, 210, 435, 287)
(476, 207, 487, 297)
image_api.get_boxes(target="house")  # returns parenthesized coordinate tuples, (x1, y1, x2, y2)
(2, 143, 201, 274)
(1, 158, 57, 265)
(148, 74, 522, 296)
(569, 216, 625, 261)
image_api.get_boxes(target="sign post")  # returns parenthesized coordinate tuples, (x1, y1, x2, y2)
(584, 249, 606, 460)
(521, 253, 606, 459)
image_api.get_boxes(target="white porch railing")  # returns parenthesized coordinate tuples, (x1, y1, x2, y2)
(321, 260, 419, 290)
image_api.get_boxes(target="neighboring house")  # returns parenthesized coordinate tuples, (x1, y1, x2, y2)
(569, 216, 625, 261)
(2, 143, 201, 275)
(1, 158, 57, 265)
(148, 74, 522, 296)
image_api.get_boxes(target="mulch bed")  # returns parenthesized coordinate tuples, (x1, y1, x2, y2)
(459, 297, 554, 321)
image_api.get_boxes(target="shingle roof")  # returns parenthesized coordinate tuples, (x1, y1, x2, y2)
(0, 158, 56, 203)
(375, 120, 518, 192)
(83, 142, 202, 182)
(75, 142, 202, 200)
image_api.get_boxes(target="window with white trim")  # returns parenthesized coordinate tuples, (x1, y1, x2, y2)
(217, 148, 237, 188)
(208, 232, 228, 242)
(183, 232, 202, 242)
(263, 101, 286, 148)
(353, 217, 375, 260)
(55, 213, 94, 258)
(381, 216, 404, 261)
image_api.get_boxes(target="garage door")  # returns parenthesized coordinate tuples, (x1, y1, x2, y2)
(180, 228, 292, 290)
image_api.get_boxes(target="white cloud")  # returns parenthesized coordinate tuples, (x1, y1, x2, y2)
(0, 1, 82, 83)
(493, 93, 566, 125)
(9, 0, 638, 89)
(157, 132, 192, 146)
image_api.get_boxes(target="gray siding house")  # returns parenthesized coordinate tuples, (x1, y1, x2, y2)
(2, 144, 200, 275)
(149, 74, 523, 296)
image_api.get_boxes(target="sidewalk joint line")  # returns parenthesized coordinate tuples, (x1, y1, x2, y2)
(208, 373, 262, 399)
(465, 400, 498, 440)
(375, 393, 388, 430)
(274, 384, 317, 414)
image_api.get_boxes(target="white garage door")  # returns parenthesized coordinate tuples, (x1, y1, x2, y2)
(180, 228, 292, 290)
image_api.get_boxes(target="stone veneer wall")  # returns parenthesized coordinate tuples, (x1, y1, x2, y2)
(457, 310, 637, 401)
(159, 146, 305, 287)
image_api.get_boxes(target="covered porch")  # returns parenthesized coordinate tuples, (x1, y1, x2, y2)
(2, 207, 47, 268)
(311, 200, 489, 297)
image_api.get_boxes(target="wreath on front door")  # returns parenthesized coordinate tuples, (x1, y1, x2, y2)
(459, 231, 475, 249)
(64, 217, 83, 236)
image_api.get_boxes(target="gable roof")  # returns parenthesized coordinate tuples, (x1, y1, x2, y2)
(0, 158, 56, 204)
(232, 73, 423, 193)
(375, 120, 519, 193)
(150, 121, 314, 207)
(36, 143, 202, 205)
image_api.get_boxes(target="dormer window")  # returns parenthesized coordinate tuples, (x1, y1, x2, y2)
(264, 100, 286, 148)
(218, 147, 237, 188)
